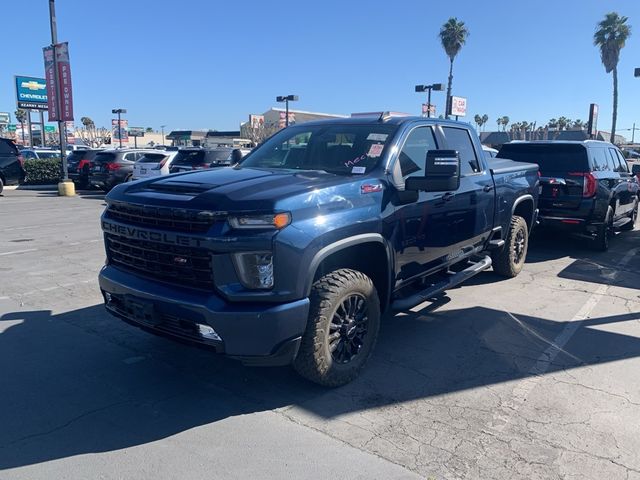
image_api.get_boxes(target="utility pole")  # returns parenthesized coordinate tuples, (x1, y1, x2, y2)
(276, 95, 298, 127)
(49, 0, 68, 180)
(161, 125, 166, 145)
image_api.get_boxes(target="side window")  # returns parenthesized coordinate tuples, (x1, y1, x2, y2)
(591, 148, 609, 171)
(398, 127, 438, 178)
(614, 150, 629, 173)
(442, 127, 480, 175)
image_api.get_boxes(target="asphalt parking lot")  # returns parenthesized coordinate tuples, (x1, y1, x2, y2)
(1, 189, 639, 480)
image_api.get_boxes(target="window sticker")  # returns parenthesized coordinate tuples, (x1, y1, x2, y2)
(352, 166, 366, 174)
(367, 133, 388, 141)
(367, 143, 384, 158)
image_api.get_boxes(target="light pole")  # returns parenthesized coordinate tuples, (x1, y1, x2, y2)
(48, 0, 68, 180)
(160, 124, 166, 145)
(112, 108, 126, 148)
(621, 124, 639, 143)
(415, 84, 444, 118)
(276, 95, 298, 127)
(635, 68, 640, 77)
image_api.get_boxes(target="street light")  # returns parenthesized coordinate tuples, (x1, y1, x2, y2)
(111, 108, 127, 148)
(160, 124, 166, 145)
(276, 95, 298, 127)
(635, 68, 640, 77)
(415, 84, 444, 118)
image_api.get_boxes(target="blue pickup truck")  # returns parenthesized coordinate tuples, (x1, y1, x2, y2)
(99, 115, 539, 386)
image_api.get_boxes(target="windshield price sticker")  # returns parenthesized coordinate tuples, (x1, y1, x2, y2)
(352, 166, 366, 174)
(367, 143, 384, 158)
(367, 133, 388, 142)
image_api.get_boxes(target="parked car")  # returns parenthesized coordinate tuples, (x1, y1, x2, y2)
(67, 149, 103, 189)
(89, 149, 157, 191)
(132, 151, 178, 180)
(99, 115, 539, 386)
(0, 138, 25, 193)
(168, 147, 250, 173)
(482, 145, 498, 158)
(497, 140, 639, 250)
(21, 149, 62, 160)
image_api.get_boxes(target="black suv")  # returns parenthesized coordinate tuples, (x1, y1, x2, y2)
(498, 141, 639, 250)
(0, 138, 25, 194)
(67, 149, 103, 189)
(90, 149, 156, 191)
(168, 147, 237, 173)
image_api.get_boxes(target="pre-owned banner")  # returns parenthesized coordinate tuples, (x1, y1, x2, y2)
(43, 42, 74, 122)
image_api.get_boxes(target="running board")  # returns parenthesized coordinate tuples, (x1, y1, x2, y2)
(391, 255, 493, 311)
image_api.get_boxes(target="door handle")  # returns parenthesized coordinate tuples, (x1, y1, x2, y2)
(441, 192, 455, 202)
(483, 184, 494, 192)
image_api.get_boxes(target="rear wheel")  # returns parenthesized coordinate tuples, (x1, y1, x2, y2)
(293, 269, 380, 387)
(492, 215, 529, 278)
(620, 201, 638, 231)
(594, 206, 614, 251)
(0, 176, 4, 195)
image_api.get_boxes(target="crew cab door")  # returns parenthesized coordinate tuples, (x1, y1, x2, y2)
(391, 125, 459, 283)
(440, 126, 495, 250)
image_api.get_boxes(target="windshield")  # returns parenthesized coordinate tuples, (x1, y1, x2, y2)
(240, 124, 397, 174)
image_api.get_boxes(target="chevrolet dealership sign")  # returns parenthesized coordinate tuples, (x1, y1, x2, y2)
(15, 75, 48, 110)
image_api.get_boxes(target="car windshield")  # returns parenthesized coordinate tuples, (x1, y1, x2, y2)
(37, 151, 61, 159)
(240, 124, 397, 174)
(138, 153, 168, 163)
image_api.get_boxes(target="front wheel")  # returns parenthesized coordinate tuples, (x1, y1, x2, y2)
(492, 215, 529, 278)
(293, 269, 380, 387)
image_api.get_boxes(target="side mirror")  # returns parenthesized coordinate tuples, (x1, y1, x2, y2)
(632, 164, 640, 176)
(231, 149, 244, 164)
(405, 150, 460, 192)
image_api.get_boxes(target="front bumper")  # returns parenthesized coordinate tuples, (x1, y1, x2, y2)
(99, 265, 309, 366)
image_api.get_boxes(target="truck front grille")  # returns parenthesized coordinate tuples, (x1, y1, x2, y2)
(106, 202, 223, 233)
(106, 233, 214, 291)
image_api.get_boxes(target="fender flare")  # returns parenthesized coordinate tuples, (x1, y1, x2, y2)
(303, 233, 394, 304)
(512, 194, 536, 228)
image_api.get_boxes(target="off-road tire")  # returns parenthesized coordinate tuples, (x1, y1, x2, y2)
(594, 206, 614, 251)
(293, 269, 380, 387)
(620, 201, 638, 232)
(492, 215, 529, 278)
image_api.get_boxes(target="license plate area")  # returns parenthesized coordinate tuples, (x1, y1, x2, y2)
(126, 298, 160, 326)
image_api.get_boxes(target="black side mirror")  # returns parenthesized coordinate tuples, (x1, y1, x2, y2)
(632, 164, 640, 176)
(405, 149, 460, 192)
(231, 149, 244, 164)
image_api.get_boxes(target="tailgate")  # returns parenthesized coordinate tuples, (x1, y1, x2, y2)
(539, 171, 585, 209)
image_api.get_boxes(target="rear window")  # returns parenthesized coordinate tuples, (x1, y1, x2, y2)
(206, 150, 232, 163)
(0, 139, 18, 155)
(497, 144, 589, 173)
(138, 153, 168, 163)
(94, 152, 117, 163)
(172, 150, 205, 166)
(37, 151, 61, 159)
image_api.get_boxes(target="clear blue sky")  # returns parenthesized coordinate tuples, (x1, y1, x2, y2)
(2, 0, 639, 137)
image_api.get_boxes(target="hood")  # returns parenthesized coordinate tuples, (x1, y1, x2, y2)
(108, 166, 366, 211)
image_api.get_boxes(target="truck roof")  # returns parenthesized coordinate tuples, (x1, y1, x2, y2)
(293, 115, 472, 129)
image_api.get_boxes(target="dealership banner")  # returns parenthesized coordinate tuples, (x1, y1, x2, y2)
(448, 96, 467, 117)
(15, 75, 48, 110)
(43, 42, 74, 121)
(112, 119, 129, 143)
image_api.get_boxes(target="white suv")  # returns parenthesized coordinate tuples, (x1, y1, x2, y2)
(132, 151, 178, 180)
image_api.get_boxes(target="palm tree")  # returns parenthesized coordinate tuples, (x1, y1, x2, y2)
(594, 12, 632, 143)
(474, 114, 482, 132)
(439, 17, 469, 119)
(501, 116, 510, 131)
(481, 114, 489, 131)
(557, 116, 569, 131)
(548, 118, 558, 129)
(80, 117, 95, 128)
(573, 119, 585, 130)
(496, 118, 502, 131)
(15, 109, 27, 145)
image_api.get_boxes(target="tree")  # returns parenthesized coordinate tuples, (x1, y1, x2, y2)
(145, 127, 154, 133)
(501, 116, 510, 131)
(439, 17, 469, 119)
(481, 114, 489, 131)
(474, 114, 482, 132)
(572, 119, 585, 129)
(557, 116, 569, 131)
(594, 12, 632, 143)
(547, 118, 558, 129)
(15, 109, 28, 145)
(80, 116, 95, 128)
(240, 121, 281, 147)
(77, 125, 110, 148)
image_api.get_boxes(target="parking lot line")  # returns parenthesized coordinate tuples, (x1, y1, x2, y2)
(0, 248, 39, 256)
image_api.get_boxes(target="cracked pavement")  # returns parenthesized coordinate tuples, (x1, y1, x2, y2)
(1, 190, 639, 479)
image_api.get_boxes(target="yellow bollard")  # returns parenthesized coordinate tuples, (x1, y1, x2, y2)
(58, 180, 75, 196)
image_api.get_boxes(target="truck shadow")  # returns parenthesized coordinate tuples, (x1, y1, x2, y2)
(1, 301, 639, 469)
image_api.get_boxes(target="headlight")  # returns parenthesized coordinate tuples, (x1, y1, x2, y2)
(233, 251, 274, 289)
(228, 212, 291, 230)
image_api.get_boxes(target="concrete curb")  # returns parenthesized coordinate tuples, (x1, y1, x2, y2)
(5, 184, 58, 191)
